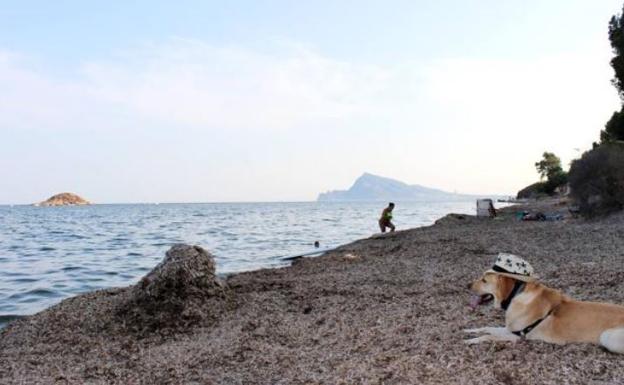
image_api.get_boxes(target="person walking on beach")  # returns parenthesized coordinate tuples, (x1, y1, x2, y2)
(379, 202, 396, 233)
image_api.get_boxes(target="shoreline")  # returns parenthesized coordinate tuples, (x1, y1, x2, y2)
(2, 198, 624, 384)
(0, 200, 481, 321)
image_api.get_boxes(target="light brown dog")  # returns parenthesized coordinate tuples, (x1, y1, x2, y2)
(465, 256, 624, 354)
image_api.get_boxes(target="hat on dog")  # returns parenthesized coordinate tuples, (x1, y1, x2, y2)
(486, 253, 537, 282)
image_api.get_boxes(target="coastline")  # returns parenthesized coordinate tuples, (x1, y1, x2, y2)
(2, 199, 624, 384)
(0, 200, 480, 319)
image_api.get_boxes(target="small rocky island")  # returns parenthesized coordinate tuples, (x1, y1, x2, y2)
(35, 192, 91, 206)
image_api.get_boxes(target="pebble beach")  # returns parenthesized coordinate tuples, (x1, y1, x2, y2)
(2, 199, 624, 384)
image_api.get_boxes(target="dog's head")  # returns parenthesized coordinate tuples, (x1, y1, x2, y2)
(469, 272, 516, 310)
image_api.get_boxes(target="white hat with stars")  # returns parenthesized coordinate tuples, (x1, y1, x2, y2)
(486, 253, 537, 282)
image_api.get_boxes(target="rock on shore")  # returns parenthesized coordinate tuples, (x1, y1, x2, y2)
(117, 244, 229, 334)
(36, 192, 90, 206)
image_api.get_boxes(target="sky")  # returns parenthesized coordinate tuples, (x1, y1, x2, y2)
(1, 0, 623, 203)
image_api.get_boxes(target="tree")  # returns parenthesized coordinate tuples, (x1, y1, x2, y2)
(609, 8, 624, 100)
(569, 144, 624, 216)
(530, 152, 568, 196)
(601, 110, 624, 142)
(602, 7, 624, 142)
(565, 4, 624, 217)
(535, 152, 563, 180)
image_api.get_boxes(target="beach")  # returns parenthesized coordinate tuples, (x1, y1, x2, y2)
(2, 199, 624, 384)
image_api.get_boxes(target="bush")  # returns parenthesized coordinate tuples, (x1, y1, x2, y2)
(568, 144, 624, 217)
(517, 182, 549, 199)
(517, 152, 569, 199)
(544, 170, 568, 193)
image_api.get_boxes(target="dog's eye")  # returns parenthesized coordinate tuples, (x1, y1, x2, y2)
(481, 278, 487, 283)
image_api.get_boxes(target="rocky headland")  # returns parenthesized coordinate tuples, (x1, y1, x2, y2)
(35, 192, 91, 206)
(317, 173, 490, 202)
(2, 199, 624, 384)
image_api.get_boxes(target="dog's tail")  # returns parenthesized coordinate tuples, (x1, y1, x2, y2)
(600, 328, 624, 354)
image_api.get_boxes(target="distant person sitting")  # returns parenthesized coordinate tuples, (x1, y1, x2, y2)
(488, 201, 497, 218)
(379, 202, 396, 233)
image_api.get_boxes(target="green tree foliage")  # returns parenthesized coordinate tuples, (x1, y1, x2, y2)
(535, 152, 563, 180)
(537, 152, 568, 194)
(517, 152, 568, 198)
(565, 5, 624, 217)
(601, 110, 624, 142)
(609, 9, 624, 99)
(602, 7, 624, 142)
(569, 144, 624, 216)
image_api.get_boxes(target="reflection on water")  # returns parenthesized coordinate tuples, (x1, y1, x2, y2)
(0, 200, 479, 322)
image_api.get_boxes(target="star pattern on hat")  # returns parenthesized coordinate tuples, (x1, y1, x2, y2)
(493, 253, 534, 278)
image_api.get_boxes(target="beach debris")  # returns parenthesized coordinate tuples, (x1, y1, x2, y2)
(343, 253, 360, 261)
(520, 212, 564, 221)
(116, 244, 228, 333)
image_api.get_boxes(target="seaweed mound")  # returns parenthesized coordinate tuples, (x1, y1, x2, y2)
(117, 244, 228, 333)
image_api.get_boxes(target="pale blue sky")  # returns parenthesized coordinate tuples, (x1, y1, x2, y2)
(1, 1, 622, 203)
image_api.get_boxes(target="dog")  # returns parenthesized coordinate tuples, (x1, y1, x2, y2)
(465, 253, 624, 354)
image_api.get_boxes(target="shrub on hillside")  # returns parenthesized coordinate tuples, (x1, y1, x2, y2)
(568, 144, 624, 217)
(517, 152, 569, 199)
(516, 182, 548, 199)
(516, 176, 568, 199)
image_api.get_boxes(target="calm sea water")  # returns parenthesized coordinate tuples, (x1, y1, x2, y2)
(0, 200, 480, 326)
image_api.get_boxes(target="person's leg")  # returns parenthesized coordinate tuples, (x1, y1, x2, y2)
(389, 221, 395, 232)
(379, 220, 386, 233)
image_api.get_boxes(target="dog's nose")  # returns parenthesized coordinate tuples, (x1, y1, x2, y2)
(466, 282, 472, 290)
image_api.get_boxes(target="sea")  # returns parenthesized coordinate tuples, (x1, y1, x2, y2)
(0, 200, 481, 328)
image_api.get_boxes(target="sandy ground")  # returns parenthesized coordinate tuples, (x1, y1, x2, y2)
(2, 199, 624, 384)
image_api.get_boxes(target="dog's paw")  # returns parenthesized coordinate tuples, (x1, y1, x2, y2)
(463, 328, 486, 334)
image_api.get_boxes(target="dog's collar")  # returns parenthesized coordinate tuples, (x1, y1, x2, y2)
(501, 280, 526, 310)
(511, 308, 555, 338)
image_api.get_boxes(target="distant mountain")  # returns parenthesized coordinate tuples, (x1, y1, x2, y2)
(317, 173, 483, 202)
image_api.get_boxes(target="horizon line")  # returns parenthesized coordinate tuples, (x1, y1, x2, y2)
(0, 195, 511, 206)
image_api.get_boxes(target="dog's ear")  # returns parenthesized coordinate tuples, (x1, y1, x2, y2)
(496, 275, 516, 298)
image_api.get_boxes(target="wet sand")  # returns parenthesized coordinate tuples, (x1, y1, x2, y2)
(2, 199, 624, 384)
